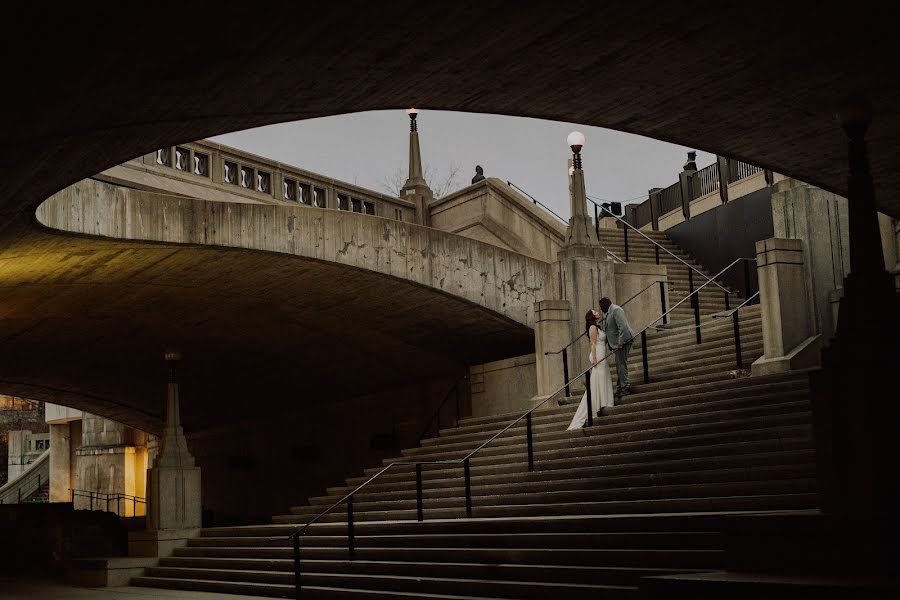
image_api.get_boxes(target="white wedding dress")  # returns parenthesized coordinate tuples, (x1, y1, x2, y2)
(567, 330, 616, 430)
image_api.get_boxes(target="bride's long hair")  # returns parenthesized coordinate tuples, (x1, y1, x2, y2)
(584, 309, 598, 337)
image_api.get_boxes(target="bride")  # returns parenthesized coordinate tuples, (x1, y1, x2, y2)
(567, 309, 616, 430)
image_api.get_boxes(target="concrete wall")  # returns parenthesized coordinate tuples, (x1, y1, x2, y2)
(187, 375, 467, 524)
(655, 170, 785, 233)
(7, 430, 50, 481)
(38, 179, 550, 329)
(469, 354, 537, 418)
(430, 178, 566, 263)
(771, 179, 850, 344)
(613, 262, 668, 334)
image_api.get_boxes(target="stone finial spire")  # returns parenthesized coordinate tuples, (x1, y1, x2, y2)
(405, 109, 426, 186)
(401, 109, 434, 226)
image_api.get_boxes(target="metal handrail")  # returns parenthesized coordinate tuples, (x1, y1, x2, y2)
(418, 374, 468, 442)
(544, 279, 674, 356)
(70, 488, 146, 515)
(714, 291, 761, 318)
(506, 181, 567, 223)
(506, 181, 626, 264)
(587, 195, 733, 295)
(287, 256, 758, 595)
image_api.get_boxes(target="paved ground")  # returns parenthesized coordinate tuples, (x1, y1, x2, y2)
(0, 579, 259, 600)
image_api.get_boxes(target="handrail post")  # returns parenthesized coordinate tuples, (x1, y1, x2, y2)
(106, 496, 110, 512)
(623, 226, 629, 262)
(655, 244, 660, 265)
(585, 372, 593, 426)
(526, 413, 534, 472)
(689, 270, 701, 344)
(594, 203, 600, 238)
(733, 309, 743, 369)
(133, 496, 137, 516)
(415, 463, 424, 522)
(18, 488, 21, 504)
(293, 534, 302, 599)
(724, 289, 731, 311)
(71, 489, 74, 504)
(562, 348, 571, 398)
(641, 331, 650, 384)
(455, 383, 460, 428)
(744, 259, 752, 302)
(346, 496, 355, 560)
(118, 496, 121, 516)
(90, 492, 93, 511)
(659, 281, 668, 325)
(463, 458, 472, 518)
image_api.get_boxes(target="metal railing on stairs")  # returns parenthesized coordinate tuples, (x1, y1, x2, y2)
(506, 181, 626, 264)
(285, 257, 761, 599)
(418, 374, 468, 443)
(70, 488, 146, 516)
(0, 449, 50, 505)
(543, 278, 675, 398)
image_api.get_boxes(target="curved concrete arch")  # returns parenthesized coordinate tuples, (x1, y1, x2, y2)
(37, 180, 549, 328)
(0, 179, 540, 432)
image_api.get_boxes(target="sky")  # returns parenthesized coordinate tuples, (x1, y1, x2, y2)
(213, 110, 716, 220)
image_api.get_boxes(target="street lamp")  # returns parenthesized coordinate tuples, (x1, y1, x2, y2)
(567, 131, 585, 169)
(407, 108, 419, 132)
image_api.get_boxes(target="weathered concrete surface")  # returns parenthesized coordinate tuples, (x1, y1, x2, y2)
(37, 179, 548, 328)
(0, 179, 538, 433)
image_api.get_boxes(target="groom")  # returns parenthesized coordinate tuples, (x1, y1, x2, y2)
(599, 297, 635, 395)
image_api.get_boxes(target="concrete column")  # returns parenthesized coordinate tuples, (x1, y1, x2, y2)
(49, 423, 72, 502)
(716, 156, 730, 203)
(533, 299, 571, 401)
(771, 178, 851, 345)
(554, 245, 617, 374)
(134, 352, 201, 557)
(878, 212, 900, 284)
(751, 238, 821, 375)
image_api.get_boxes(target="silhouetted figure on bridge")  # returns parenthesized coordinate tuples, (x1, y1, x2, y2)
(471, 165, 485, 184)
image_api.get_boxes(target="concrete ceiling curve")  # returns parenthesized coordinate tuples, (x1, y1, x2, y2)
(1, 1, 898, 224)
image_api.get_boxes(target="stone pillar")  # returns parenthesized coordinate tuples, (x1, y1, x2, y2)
(771, 178, 851, 346)
(401, 109, 434, 226)
(678, 151, 698, 220)
(133, 351, 201, 557)
(533, 299, 571, 402)
(878, 212, 899, 282)
(48, 423, 72, 502)
(810, 97, 900, 515)
(648, 188, 662, 231)
(750, 238, 821, 375)
(716, 156, 730, 203)
(555, 245, 616, 374)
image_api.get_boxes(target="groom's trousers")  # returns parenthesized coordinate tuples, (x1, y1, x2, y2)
(614, 341, 633, 390)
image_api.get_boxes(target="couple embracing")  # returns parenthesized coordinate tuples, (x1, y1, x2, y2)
(566, 297, 634, 431)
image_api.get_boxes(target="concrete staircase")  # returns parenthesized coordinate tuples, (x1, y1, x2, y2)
(133, 232, 817, 598)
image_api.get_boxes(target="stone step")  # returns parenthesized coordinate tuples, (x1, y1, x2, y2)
(138, 568, 638, 600)
(156, 556, 701, 587)
(306, 463, 814, 509)
(425, 387, 806, 446)
(374, 421, 813, 479)
(407, 399, 809, 459)
(454, 371, 802, 430)
(336, 448, 814, 496)
(133, 575, 515, 599)
(290, 475, 816, 518)
(203, 510, 819, 539)
(271, 492, 817, 524)
(172, 543, 726, 570)
(188, 530, 722, 550)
